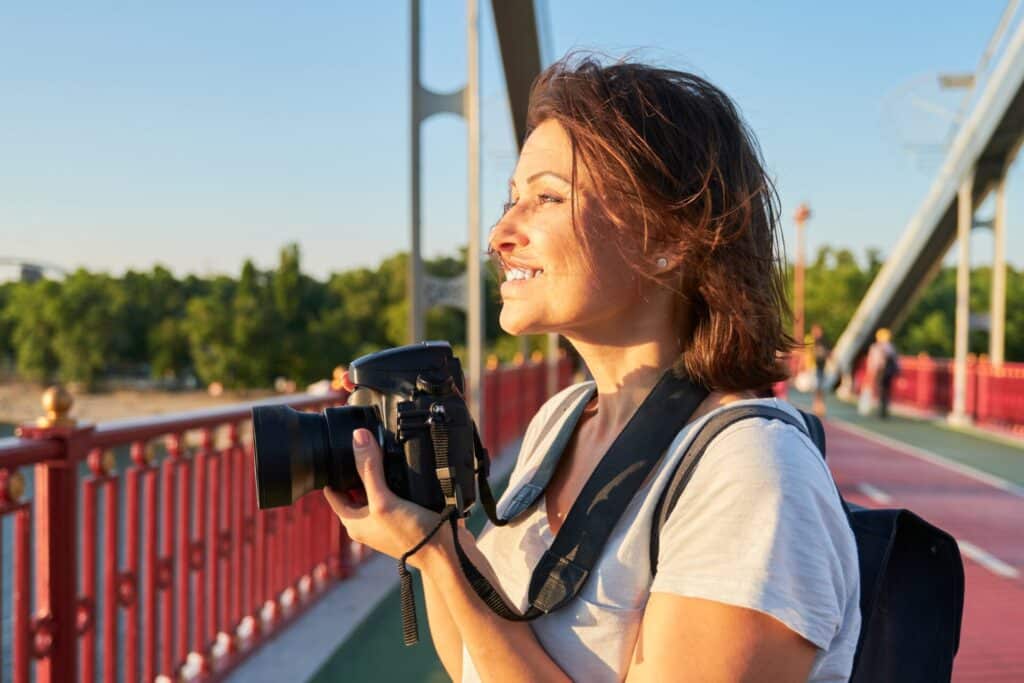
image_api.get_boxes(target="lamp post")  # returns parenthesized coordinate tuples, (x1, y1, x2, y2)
(793, 202, 812, 353)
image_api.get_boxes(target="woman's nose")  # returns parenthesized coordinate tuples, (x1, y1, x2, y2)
(487, 215, 529, 255)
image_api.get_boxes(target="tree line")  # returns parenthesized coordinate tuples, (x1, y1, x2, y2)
(799, 246, 1024, 360)
(1, 243, 1021, 390)
(0, 244, 531, 390)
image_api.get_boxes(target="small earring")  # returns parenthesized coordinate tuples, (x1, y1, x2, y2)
(656, 257, 668, 269)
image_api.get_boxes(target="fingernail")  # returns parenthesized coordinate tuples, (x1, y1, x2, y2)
(353, 429, 371, 448)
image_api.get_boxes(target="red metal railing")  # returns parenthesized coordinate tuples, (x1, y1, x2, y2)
(852, 353, 1024, 430)
(0, 358, 572, 683)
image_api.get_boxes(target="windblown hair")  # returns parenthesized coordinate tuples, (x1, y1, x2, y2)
(526, 54, 794, 392)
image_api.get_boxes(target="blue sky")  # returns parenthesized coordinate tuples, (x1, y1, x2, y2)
(1, 1, 1018, 279)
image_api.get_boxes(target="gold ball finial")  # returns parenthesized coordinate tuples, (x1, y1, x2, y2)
(9, 470, 26, 502)
(36, 385, 76, 429)
(0, 469, 27, 505)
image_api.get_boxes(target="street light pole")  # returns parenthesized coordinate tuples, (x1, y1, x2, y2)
(408, 0, 425, 343)
(793, 202, 812, 351)
(466, 0, 483, 426)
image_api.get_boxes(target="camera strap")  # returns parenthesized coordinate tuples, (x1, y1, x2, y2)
(436, 370, 708, 627)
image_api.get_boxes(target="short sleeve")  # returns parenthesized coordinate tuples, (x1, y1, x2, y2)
(649, 418, 857, 650)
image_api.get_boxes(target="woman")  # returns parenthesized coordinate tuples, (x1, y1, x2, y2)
(325, 55, 860, 682)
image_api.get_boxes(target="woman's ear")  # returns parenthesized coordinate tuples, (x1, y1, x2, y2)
(651, 253, 685, 275)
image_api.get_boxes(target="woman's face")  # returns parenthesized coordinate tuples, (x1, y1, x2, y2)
(489, 119, 656, 340)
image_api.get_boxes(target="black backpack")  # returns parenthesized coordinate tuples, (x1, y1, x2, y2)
(650, 405, 965, 683)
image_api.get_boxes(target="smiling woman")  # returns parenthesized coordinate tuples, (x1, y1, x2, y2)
(324, 53, 860, 683)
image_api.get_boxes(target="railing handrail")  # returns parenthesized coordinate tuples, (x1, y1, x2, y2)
(90, 391, 343, 449)
(0, 391, 344, 465)
(0, 435, 65, 466)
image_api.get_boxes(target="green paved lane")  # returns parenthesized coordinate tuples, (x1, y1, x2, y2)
(310, 467, 516, 683)
(788, 391, 1024, 486)
(308, 572, 449, 683)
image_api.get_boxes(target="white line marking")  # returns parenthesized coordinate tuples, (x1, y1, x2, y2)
(957, 539, 1020, 579)
(856, 482, 892, 504)
(849, 478, 1019, 580)
(827, 417, 1024, 498)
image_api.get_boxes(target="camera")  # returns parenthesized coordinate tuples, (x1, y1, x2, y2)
(251, 341, 480, 515)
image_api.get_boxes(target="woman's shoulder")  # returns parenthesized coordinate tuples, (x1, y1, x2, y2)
(653, 397, 860, 657)
(682, 397, 831, 486)
(661, 396, 851, 545)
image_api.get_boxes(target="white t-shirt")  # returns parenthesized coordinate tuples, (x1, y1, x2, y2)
(460, 381, 860, 683)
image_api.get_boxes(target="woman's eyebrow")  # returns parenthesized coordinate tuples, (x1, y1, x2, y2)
(509, 171, 571, 188)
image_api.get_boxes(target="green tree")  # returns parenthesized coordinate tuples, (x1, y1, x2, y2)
(5, 279, 60, 382)
(184, 277, 237, 386)
(1004, 265, 1024, 361)
(47, 270, 123, 388)
(799, 246, 883, 346)
(0, 281, 14, 367)
(231, 260, 278, 386)
(320, 265, 393, 363)
(114, 265, 190, 375)
(271, 243, 327, 384)
(149, 317, 191, 380)
(895, 265, 999, 358)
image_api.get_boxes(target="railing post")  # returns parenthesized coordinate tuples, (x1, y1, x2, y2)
(966, 354, 978, 421)
(16, 386, 94, 683)
(484, 356, 499, 452)
(976, 355, 991, 424)
(917, 353, 935, 411)
(513, 354, 526, 436)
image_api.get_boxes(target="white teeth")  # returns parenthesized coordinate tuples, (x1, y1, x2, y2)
(505, 267, 543, 282)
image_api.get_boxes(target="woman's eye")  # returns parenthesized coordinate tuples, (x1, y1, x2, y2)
(502, 193, 561, 216)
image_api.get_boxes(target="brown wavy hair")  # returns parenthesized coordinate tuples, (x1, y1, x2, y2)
(526, 54, 794, 392)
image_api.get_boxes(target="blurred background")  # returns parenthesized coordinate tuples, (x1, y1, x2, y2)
(3, 1, 1023, 410)
(2, 2, 1023, 682)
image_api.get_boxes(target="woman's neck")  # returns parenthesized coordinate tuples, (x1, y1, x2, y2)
(567, 337, 682, 440)
(553, 284, 686, 438)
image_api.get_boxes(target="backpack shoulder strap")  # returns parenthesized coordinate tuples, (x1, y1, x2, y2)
(649, 404, 817, 573)
(796, 408, 827, 457)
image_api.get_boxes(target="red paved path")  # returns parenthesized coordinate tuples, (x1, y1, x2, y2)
(824, 419, 1024, 682)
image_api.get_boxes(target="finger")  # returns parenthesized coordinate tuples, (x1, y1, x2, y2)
(323, 486, 365, 521)
(352, 428, 390, 501)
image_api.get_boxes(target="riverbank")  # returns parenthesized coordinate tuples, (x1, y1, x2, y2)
(0, 380, 275, 426)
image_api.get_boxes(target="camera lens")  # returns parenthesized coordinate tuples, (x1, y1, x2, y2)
(251, 404, 381, 509)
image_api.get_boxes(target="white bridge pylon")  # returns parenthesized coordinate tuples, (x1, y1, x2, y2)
(831, 7, 1024, 422)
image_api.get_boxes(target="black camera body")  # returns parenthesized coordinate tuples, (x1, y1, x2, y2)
(252, 342, 479, 515)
